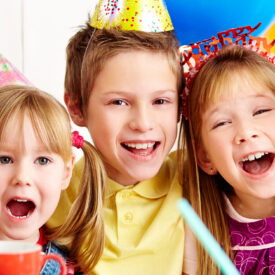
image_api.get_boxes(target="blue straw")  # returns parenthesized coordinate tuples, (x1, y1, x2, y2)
(177, 198, 240, 275)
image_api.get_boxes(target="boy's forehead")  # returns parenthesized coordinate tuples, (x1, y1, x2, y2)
(98, 50, 175, 78)
(92, 50, 177, 89)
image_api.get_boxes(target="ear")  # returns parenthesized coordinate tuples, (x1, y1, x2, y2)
(196, 144, 217, 175)
(61, 155, 76, 190)
(64, 92, 86, 127)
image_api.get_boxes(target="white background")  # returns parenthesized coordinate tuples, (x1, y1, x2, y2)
(0, 0, 97, 150)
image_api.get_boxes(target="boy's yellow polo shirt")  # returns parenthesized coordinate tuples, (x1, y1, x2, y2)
(48, 153, 184, 274)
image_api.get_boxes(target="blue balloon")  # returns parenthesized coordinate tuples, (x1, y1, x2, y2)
(166, 0, 275, 45)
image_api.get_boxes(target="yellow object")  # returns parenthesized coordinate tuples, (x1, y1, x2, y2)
(262, 21, 275, 54)
(48, 152, 184, 274)
(90, 0, 174, 32)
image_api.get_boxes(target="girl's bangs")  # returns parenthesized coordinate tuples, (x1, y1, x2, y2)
(202, 63, 275, 112)
(27, 106, 72, 162)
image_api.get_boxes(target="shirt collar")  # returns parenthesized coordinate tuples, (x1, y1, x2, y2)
(105, 155, 176, 199)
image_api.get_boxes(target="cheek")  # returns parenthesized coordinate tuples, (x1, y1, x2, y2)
(91, 120, 117, 147)
(160, 109, 178, 130)
(40, 170, 64, 192)
(169, 123, 178, 143)
(202, 134, 226, 161)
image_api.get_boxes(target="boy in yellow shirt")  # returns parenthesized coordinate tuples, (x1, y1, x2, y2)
(49, 0, 184, 273)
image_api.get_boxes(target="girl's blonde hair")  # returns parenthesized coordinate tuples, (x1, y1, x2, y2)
(178, 45, 275, 274)
(0, 85, 105, 273)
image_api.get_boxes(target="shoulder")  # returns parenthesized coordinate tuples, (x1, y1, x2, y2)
(153, 150, 182, 193)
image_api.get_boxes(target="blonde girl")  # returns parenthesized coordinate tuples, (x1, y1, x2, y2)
(0, 85, 105, 274)
(180, 35, 275, 274)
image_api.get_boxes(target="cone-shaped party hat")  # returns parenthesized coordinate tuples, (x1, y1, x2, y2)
(0, 53, 32, 87)
(90, 0, 173, 32)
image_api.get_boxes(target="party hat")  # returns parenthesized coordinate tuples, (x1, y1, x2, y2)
(0, 53, 32, 87)
(90, 0, 173, 32)
(179, 23, 275, 119)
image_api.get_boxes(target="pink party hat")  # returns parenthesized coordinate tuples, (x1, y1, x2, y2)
(90, 0, 173, 32)
(0, 53, 32, 87)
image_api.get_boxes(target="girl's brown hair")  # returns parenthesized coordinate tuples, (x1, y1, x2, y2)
(178, 45, 275, 274)
(0, 85, 105, 273)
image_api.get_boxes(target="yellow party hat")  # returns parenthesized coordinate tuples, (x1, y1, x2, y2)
(90, 0, 173, 32)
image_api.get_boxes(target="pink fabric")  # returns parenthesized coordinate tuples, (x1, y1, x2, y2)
(226, 196, 275, 274)
(0, 54, 32, 87)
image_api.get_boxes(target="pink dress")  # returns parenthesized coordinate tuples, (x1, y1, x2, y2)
(226, 197, 275, 274)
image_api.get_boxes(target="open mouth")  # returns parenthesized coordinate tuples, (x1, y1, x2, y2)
(121, 142, 160, 156)
(6, 199, 36, 219)
(239, 152, 274, 175)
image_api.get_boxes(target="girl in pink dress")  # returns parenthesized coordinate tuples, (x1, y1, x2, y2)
(180, 25, 275, 274)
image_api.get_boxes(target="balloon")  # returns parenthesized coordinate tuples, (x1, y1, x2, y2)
(166, 0, 275, 46)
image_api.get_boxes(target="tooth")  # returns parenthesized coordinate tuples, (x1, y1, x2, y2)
(255, 152, 264, 159)
(248, 154, 255, 161)
(15, 199, 27, 202)
(125, 143, 134, 148)
(125, 142, 155, 149)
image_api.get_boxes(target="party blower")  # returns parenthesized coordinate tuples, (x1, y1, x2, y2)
(177, 199, 240, 275)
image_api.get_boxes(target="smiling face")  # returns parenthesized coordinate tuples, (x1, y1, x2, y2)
(84, 50, 178, 185)
(0, 115, 72, 242)
(198, 73, 275, 205)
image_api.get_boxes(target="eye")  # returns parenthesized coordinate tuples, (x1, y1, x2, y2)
(154, 98, 168, 105)
(35, 157, 50, 166)
(0, 156, 12, 164)
(110, 99, 127, 106)
(253, 108, 272, 116)
(212, 121, 230, 130)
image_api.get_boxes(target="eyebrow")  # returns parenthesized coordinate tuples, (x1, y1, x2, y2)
(0, 143, 51, 153)
(208, 94, 273, 114)
(101, 89, 177, 96)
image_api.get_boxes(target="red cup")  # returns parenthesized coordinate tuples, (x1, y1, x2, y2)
(0, 241, 66, 275)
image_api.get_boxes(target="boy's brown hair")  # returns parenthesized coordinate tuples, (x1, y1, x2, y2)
(65, 21, 182, 116)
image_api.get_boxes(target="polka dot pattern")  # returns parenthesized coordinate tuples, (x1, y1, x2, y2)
(90, 0, 173, 32)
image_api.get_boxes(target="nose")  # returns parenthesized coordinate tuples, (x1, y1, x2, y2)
(129, 104, 154, 132)
(234, 120, 259, 145)
(12, 162, 32, 187)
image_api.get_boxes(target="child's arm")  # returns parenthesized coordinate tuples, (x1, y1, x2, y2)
(183, 224, 198, 275)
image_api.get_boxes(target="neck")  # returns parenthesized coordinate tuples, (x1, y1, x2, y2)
(229, 194, 275, 219)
